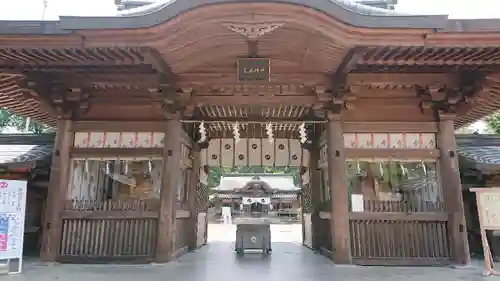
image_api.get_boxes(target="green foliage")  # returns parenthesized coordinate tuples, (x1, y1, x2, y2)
(208, 166, 301, 189)
(0, 110, 51, 134)
(486, 113, 500, 134)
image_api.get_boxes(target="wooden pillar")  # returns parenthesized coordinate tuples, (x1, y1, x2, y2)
(40, 119, 73, 261)
(187, 145, 200, 250)
(326, 112, 351, 264)
(308, 140, 322, 249)
(438, 113, 470, 265)
(156, 116, 182, 262)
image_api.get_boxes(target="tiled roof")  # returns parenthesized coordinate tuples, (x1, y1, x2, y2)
(215, 193, 298, 199)
(457, 134, 500, 172)
(214, 174, 300, 192)
(0, 134, 55, 169)
(117, 0, 409, 17)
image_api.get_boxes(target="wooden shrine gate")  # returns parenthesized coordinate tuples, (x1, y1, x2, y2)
(0, 0, 485, 268)
(52, 128, 205, 263)
(312, 129, 458, 266)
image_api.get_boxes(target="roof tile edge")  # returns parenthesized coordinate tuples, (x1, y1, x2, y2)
(57, 0, 449, 30)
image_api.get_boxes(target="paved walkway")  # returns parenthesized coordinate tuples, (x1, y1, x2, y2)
(1, 224, 497, 280)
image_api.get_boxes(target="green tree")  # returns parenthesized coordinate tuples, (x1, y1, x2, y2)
(0, 110, 51, 134)
(486, 113, 500, 134)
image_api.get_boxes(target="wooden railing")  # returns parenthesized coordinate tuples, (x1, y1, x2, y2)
(349, 212, 451, 265)
(58, 199, 159, 263)
(317, 199, 452, 265)
(362, 200, 445, 213)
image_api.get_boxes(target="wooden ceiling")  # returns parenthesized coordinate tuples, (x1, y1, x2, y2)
(0, 3, 499, 131)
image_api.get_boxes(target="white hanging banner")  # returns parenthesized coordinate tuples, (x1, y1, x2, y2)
(0, 180, 27, 275)
(242, 197, 271, 205)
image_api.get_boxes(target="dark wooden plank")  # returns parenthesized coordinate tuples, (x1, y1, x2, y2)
(349, 212, 449, 221)
(345, 148, 440, 159)
(60, 211, 159, 219)
(70, 147, 163, 158)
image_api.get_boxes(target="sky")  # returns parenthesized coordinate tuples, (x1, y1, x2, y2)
(0, 0, 497, 132)
(0, 0, 499, 20)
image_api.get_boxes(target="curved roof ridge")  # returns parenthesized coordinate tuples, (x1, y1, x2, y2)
(117, 0, 415, 17)
(58, 0, 450, 30)
(117, 0, 173, 17)
(328, 0, 412, 16)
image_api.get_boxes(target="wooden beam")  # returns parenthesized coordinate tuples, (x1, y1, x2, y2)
(347, 73, 458, 87)
(70, 148, 163, 158)
(187, 146, 200, 250)
(191, 116, 314, 122)
(335, 47, 364, 77)
(40, 119, 73, 262)
(343, 122, 439, 133)
(191, 95, 317, 106)
(72, 121, 165, 132)
(55, 73, 158, 85)
(141, 47, 175, 79)
(352, 97, 421, 108)
(177, 72, 328, 86)
(157, 117, 183, 262)
(345, 148, 440, 159)
(326, 114, 351, 264)
(438, 116, 470, 265)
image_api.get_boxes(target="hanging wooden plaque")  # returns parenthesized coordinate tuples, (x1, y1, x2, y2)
(237, 58, 270, 82)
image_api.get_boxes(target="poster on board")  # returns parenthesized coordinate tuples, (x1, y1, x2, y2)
(0, 180, 27, 275)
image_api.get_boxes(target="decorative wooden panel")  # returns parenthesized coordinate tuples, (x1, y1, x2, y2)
(342, 133, 436, 149)
(137, 132, 153, 148)
(275, 139, 289, 167)
(73, 132, 165, 148)
(373, 133, 389, 148)
(248, 138, 262, 165)
(105, 132, 121, 148)
(357, 133, 373, 149)
(234, 138, 248, 167)
(290, 140, 303, 166)
(221, 139, 234, 167)
(262, 140, 275, 166)
(200, 138, 309, 167)
(207, 139, 221, 166)
(121, 132, 137, 148)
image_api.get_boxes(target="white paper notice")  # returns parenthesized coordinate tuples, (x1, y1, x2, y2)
(351, 194, 364, 212)
(0, 180, 27, 260)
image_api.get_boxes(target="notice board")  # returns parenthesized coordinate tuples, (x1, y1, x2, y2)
(471, 188, 500, 276)
(0, 180, 27, 275)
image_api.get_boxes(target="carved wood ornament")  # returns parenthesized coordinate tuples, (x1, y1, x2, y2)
(222, 22, 285, 39)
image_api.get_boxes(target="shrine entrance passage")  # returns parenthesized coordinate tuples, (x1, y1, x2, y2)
(196, 135, 311, 252)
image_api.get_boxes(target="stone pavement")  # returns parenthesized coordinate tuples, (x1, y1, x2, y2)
(1, 224, 497, 280)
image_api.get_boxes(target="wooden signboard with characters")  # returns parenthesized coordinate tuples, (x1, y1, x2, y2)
(471, 188, 500, 276)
